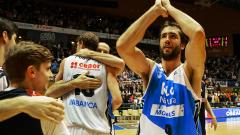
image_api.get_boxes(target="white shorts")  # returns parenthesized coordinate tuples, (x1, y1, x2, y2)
(68, 126, 111, 135)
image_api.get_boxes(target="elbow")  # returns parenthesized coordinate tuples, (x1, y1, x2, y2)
(116, 39, 127, 55)
(194, 27, 205, 40)
(119, 59, 125, 72)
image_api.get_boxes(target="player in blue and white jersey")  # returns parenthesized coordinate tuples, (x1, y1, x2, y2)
(116, 0, 206, 134)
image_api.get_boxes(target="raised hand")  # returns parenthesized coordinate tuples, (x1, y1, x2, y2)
(161, 0, 171, 8)
(154, 0, 168, 17)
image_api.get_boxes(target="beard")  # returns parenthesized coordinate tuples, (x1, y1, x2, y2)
(160, 45, 181, 61)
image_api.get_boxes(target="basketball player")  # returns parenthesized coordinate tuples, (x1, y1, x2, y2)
(97, 42, 123, 111)
(0, 41, 69, 135)
(96, 42, 123, 126)
(0, 17, 17, 91)
(46, 32, 124, 135)
(0, 17, 64, 123)
(116, 0, 206, 134)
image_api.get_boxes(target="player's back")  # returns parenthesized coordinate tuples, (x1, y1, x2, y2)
(62, 55, 110, 133)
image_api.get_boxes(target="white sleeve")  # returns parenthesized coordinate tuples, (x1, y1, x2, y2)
(0, 76, 8, 91)
(41, 120, 70, 135)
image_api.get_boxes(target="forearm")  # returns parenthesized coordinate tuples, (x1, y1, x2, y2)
(205, 100, 216, 118)
(87, 51, 125, 70)
(0, 96, 27, 121)
(116, 5, 160, 53)
(165, 5, 204, 38)
(45, 80, 75, 98)
(107, 73, 122, 110)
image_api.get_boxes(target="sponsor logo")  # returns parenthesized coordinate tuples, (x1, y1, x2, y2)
(160, 82, 176, 105)
(70, 61, 100, 70)
(69, 99, 97, 109)
(150, 104, 184, 118)
(226, 109, 240, 116)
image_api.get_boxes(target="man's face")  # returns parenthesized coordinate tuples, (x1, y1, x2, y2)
(160, 26, 182, 61)
(4, 33, 17, 57)
(97, 43, 110, 54)
(32, 62, 52, 94)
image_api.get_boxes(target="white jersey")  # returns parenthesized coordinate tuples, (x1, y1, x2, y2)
(62, 55, 111, 133)
(41, 120, 70, 135)
(0, 67, 8, 91)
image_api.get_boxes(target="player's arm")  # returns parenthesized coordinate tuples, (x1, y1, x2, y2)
(0, 97, 29, 121)
(162, 0, 206, 96)
(106, 67, 123, 110)
(0, 96, 64, 123)
(45, 60, 101, 98)
(45, 59, 75, 98)
(116, 0, 167, 78)
(75, 49, 125, 75)
(204, 99, 217, 130)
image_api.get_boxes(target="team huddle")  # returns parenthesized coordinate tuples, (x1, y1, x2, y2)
(0, 0, 217, 135)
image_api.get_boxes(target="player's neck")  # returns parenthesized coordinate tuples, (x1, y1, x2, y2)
(10, 80, 33, 91)
(161, 58, 181, 76)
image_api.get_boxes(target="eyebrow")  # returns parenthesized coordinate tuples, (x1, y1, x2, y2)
(162, 32, 177, 35)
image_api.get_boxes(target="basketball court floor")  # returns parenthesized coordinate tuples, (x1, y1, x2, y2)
(114, 117, 240, 135)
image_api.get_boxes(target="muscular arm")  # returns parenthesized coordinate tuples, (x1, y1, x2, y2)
(0, 96, 64, 123)
(46, 80, 77, 98)
(76, 50, 125, 75)
(116, 1, 167, 78)
(163, 0, 206, 96)
(0, 97, 27, 121)
(45, 59, 74, 98)
(107, 67, 122, 110)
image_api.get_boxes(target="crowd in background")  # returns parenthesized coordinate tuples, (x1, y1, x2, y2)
(0, 0, 159, 39)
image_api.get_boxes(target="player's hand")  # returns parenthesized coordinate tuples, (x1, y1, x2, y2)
(211, 116, 217, 130)
(154, 0, 168, 17)
(21, 96, 64, 124)
(71, 71, 102, 90)
(161, 0, 171, 8)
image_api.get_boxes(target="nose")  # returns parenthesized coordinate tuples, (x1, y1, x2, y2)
(164, 36, 170, 44)
(49, 70, 53, 78)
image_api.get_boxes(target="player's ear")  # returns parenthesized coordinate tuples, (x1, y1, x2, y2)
(180, 43, 185, 50)
(26, 65, 37, 79)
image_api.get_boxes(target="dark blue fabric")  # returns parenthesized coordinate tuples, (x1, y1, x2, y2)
(0, 89, 43, 135)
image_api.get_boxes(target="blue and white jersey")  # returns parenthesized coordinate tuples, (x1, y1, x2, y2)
(139, 63, 201, 135)
(62, 55, 111, 133)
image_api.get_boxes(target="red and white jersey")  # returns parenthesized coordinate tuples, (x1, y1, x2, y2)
(62, 55, 110, 133)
